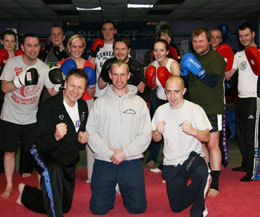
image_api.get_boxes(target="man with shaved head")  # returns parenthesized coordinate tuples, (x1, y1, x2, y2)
(152, 75, 212, 216)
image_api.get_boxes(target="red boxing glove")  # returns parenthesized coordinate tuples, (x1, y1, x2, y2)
(15, 49, 24, 56)
(169, 46, 179, 61)
(145, 65, 156, 89)
(157, 66, 171, 88)
(90, 38, 104, 57)
(216, 44, 234, 72)
(245, 46, 260, 76)
(0, 48, 9, 66)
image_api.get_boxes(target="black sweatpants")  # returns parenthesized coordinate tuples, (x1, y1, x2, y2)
(162, 152, 210, 217)
(21, 160, 76, 217)
(236, 97, 260, 179)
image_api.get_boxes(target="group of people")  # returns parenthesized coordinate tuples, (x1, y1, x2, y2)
(0, 20, 258, 217)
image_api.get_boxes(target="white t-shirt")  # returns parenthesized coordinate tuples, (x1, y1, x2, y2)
(152, 100, 212, 166)
(0, 56, 53, 125)
(63, 100, 80, 132)
(232, 50, 258, 98)
(92, 43, 114, 97)
(154, 58, 174, 100)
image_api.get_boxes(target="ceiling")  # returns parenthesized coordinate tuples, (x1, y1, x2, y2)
(0, 0, 260, 22)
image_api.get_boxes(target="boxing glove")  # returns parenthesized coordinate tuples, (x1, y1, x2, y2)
(60, 59, 77, 76)
(53, 46, 68, 61)
(0, 49, 9, 66)
(15, 49, 24, 56)
(90, 38, 104, 57)
(245, 46, 260, 76)
(49, 67, 64, 91)
(100, 58, 115, 83)
(128, 64, 141, 86)
(13, 67, 38, 89)
(216, 44, 234, 72)
(169, 46, 179, 61)
(145, 65, 156, 89)
(180, 53, 206, 79)
(157, 66, 171, 88)
(84, 66, 96, 88)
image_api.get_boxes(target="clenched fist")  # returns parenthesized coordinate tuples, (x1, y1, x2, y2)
(156, 120, 166, 135)
(78, 131, 89, 144)
(181, 121, 195, 136)
(54, 123, 67, 141)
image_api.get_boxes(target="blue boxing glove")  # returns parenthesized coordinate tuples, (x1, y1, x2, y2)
(84, 66, 96, 88)
(60, 59, 77, 76)
(180, 53, 206, 79)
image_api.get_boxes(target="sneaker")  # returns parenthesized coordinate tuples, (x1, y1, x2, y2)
(150, 168, 161, 173)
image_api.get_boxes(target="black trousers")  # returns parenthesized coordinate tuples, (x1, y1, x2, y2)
(236, 97, 259, 178)
(162, 152, 209, 217)
(21, 160, 76, 217)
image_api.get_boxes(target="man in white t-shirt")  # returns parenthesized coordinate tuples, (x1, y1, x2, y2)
(0, 33, 58, 198)
(89, 20, 117, 98)
(225, 22, 260, 182)
(152, 75, 211, 217)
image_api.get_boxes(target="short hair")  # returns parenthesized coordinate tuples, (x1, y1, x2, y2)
(210, 29, 222, 37)
(65, 68, 88, 87)
(21, 33, 39, 45)
(102, 20, 116, 30)
(50, 25, 64, 35)
(109, 60, 129, 73)
(153, 39, 169, 51)
(1, 29, 17, 41)
(238, 22, 255, 33)
(67, 34, 86, 49)
(113, 36, 130, 49)
(166, 75, 184, 89)
(158, 25, 173, 39)
(191, 27, 211, 42)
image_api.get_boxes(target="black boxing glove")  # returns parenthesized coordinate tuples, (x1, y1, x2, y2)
(100, 58, 115, 83)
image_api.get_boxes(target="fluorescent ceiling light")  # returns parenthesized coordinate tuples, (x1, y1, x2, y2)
(76, 7, 102, 11)
(127, 4, 154, 8)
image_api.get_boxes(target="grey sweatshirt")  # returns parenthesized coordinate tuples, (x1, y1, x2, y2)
(87, 84, 152, 162)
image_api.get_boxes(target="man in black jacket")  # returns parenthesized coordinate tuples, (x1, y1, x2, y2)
(16, 69, 89, 217)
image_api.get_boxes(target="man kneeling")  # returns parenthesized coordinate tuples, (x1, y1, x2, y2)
(152, 75, 211, 217)
(16, 69, 89, 217)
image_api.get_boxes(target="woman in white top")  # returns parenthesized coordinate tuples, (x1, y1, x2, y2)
(145, 39, 180, 168)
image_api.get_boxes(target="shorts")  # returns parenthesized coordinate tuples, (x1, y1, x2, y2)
(0, 120, 37, 152)
(207, 114, 223, 133)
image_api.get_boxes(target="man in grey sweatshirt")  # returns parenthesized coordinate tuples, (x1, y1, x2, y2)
(87, 60, 152, 215)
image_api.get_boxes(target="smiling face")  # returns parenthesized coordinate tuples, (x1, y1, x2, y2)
(192, 32, 210, 56)
(113, 41, 130, 62)
(68, 39, 85, 59)
(63, 74, 86, 106)
(239, 27, 255, 48)
(109, 62, 130, 95)
(21, 36, 41, 62)
(210, 30, 222, 50)
(153, 41, 169, 63)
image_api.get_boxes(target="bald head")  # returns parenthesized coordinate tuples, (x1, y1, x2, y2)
(166, 75, 185, 90)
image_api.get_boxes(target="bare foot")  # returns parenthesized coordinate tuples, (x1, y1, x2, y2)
(22, 173, 31, 178)
(207, 188, 219, 197)
(1, 185, 13, 198)
(16, 183, 25, 205)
